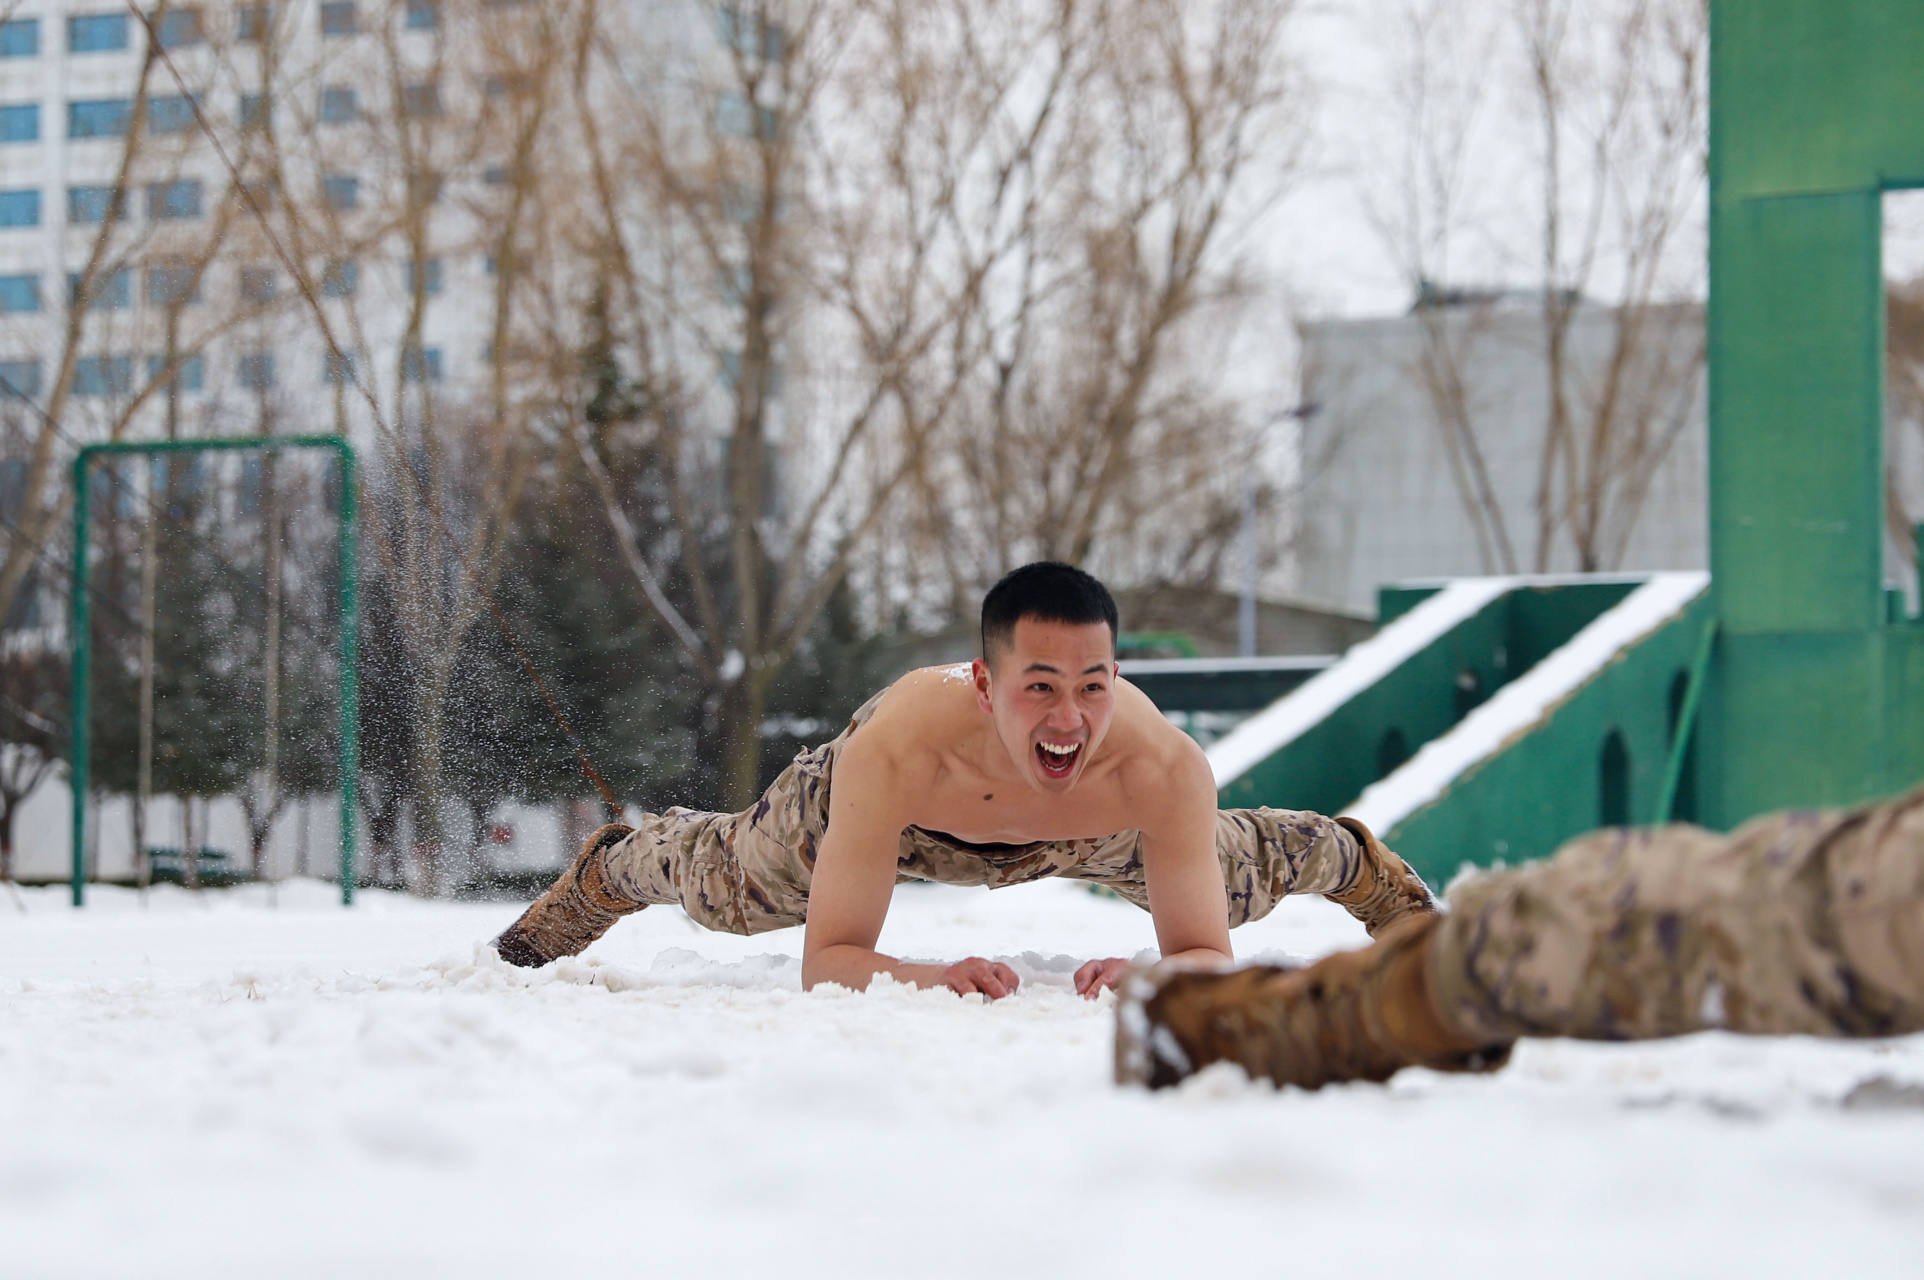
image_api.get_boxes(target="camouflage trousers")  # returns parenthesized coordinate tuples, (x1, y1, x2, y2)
(600, 700, 1432, 937)
(1432, 785, 1924, 1042)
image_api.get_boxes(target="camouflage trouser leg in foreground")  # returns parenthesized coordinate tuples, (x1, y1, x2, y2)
(1432, 787, 1924, 1043)
(596, 706, 1436, 939)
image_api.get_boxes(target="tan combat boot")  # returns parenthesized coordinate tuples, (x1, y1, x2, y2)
(1115, 913, 1512, 1090)
(491, 823, 642, 968)
(1327, 816, 1438, 936)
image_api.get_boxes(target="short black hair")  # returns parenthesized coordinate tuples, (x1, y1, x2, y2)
(980, 561, 1119, 664)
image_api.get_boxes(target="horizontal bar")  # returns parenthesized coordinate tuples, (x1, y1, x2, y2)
(76, 435, 354, 460)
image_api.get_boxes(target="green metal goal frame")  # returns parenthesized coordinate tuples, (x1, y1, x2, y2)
(68, 436, 359, 906)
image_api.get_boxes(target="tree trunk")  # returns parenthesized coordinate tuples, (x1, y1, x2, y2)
(413, 714, 448, 892)
(721, 674, 771, 812)
(183, 796, 199, 890)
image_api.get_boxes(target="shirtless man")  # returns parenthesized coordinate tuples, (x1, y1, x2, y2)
(491, 562, 1436, 997)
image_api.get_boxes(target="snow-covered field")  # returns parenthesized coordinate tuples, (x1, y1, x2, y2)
(4, 879, 1923, 1280)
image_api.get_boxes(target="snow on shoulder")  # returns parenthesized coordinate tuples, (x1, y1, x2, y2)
(1347, 571, 1710, 835)
(1207, 577, 1519, 789)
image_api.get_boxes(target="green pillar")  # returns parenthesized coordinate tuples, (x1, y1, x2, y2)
(1705, 1, 1924, 826)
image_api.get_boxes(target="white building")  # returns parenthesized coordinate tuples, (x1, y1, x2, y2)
(0, 1, 526, 444)
(1295, 294, 1710, 615)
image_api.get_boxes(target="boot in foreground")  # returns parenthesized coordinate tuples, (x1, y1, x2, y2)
(491, 824, 642, 968)
(1115, 914, 1513, 1090)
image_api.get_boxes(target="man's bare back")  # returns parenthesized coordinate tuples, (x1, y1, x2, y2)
(800, 616, 1235, 1000)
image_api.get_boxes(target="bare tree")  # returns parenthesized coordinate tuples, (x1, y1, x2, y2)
(564, 0, 1009, 806)
(224, 0, 571, 887)
(1359, 0, 1707, 575)
(876, 0, 1305, 614)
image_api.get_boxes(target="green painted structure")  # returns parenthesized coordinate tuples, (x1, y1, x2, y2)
(1701, 0, 1924, 826)
(1220, 0, 1924, 883)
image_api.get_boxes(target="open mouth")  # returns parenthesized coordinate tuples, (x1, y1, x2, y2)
(1034, 740, 1082, 779)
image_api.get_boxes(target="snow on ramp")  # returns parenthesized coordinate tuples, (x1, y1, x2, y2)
(1347, 571, 1710, 834)
(1207, 577, 1517, 789)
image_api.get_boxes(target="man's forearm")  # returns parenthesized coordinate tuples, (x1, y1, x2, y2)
(802, 943, 948, 992)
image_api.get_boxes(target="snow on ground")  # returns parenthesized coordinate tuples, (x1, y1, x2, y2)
(3, 880, 1923, 1280)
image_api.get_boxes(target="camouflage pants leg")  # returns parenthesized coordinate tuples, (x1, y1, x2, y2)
(896, 808, 1435, 934)
(1431, 786, 1924, 1042)
(598, 739, 834, 937)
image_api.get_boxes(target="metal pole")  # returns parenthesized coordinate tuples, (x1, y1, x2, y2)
(1239, 468, 1257, 657)
(68, 452, 93, 907)
(335, 441, 359, 906)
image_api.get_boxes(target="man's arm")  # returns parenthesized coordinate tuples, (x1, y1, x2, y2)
(1135, 738, 1235, 970)
(800, 727, 1019, 997)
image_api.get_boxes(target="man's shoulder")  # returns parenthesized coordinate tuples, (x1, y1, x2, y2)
(1107, 681, 1213, 787)
(842, 668, 980, 767)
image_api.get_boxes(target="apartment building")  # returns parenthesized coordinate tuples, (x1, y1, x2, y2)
(0, 0, 563, 453)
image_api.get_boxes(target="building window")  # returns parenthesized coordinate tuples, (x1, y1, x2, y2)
(319, 86, 356, 123)
(322, 350, 356, 384)
(406, 257, 443, 295)
(0, 189, 41, 227)
(239, 94, 267, 128)
(73, 355, 134, 396)
(144, 263, 200, 307)
(322, 174, 358, 210)
(152, 8, 204, 48)
(71, 269, 132, 311)
(68, 14, 129, 53)
(146, 354, 203, 391)
(0, 20, 40, 57)
(237, 5, 271, 41)
(0, 104, 37, 143)
(147, 95, 199, 134)
(66, 185, 121, 224)
(0, 275, 39, 313)
(0, 360, 41, 398)
(401, 346, 442, 382)
(68, 99, 131, 138)
(238, 352, 275, 389)
(146, 179, 203, 220)
(319, 2, 356, 36)
(402, 81, 440, 118)
(321, 258, 356, 297)
(239, 265, 276, 302)
(405, 0, 439, 30)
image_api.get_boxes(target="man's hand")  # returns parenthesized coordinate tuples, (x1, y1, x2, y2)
(941, 956, 1020, 999)
(1073, 957, 1131, 999)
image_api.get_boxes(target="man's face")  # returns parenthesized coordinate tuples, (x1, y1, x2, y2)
(973, 617, 1118, 795)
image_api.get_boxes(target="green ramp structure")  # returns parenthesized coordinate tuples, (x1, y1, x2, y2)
(1214, 0, 1924, 887)
(1212, 574, 1714, 888)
